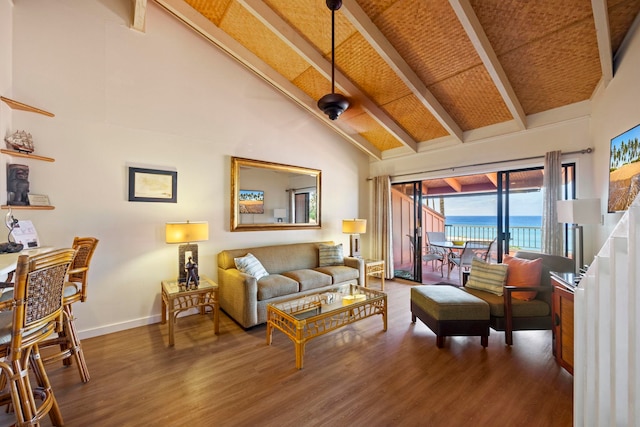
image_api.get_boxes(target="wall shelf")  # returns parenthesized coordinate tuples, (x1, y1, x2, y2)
(1, 205, 55, 210)
(0, 96, 54, 117)
(0, 149, 55, 162)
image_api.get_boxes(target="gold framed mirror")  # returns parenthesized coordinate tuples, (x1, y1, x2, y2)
(231, 157, 321, 231)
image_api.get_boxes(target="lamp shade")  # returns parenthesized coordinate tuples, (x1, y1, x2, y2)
(273, 209, 286, 218)
(165, 221, 209, 243)
(557, 199, 601, 224)
(342, 219, 367, 234)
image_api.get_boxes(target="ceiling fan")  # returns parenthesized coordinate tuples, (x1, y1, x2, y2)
(317, 0, 349, 121)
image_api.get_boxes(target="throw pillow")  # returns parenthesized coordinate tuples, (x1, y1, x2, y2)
(234, 253, 269, 280)
(503, 255, 543, 301)
(319, 243, 344, 267)
(465, 257, 508, 296)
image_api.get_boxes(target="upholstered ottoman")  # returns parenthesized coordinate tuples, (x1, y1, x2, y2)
(411, 285, 490, 348)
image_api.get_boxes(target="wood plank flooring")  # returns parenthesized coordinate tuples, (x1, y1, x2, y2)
(1, 278, 573, 426)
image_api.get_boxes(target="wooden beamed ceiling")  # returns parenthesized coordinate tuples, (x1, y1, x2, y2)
(138, 0, 640, 161)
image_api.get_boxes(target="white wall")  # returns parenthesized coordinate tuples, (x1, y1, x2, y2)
(590, 15, 640, 247)
(8, 0, 370, 337)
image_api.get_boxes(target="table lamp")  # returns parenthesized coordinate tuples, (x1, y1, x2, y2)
(166, 221, 209, 284)
(342, 219, 366, 257)
(557, 199, 601, 273)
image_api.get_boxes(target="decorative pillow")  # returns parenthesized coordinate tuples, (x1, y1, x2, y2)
(465, 257, 508, 296)
(503, 255, 543, 301)
(319, 243, 344, 267)
(234, 253, 269, 280)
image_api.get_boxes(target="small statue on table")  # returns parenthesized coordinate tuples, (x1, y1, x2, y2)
(185, 257, 199, 289)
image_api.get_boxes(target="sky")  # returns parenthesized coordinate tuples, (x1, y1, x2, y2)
(435, 191, 543, 216)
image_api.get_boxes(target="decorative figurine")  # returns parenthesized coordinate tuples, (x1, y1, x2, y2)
(7, 164, 30, 206)
(185, 256, 199, 289)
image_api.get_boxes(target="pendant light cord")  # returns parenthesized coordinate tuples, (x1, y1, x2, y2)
(331, 8, 336, 94)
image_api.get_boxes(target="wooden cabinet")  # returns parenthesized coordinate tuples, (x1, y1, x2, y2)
(551, 272, 575, 375)
(1, 96, 55, 210)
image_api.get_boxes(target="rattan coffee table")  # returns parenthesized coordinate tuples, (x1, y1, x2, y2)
(266, 283, 387, 369)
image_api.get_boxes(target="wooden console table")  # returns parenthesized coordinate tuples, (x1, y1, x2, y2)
(551, 272, 576, 375)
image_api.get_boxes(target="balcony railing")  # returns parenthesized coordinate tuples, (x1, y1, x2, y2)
(444, 224, 542, 251)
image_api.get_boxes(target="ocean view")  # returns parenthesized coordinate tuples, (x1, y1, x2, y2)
(446, 215, 542, 227)
(445, 215, 542, 250)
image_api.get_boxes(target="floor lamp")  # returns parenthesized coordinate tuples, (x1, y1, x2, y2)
(557, 199, 601, 273)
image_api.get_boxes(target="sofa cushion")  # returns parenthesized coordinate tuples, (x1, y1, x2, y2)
(465, 258, 508, 296)
(282, 269, 332, 291)
(314, 265, 358, 284)
(234, 253, 269, 280)
(504, 255, 542, 301)
(318, 243, 344, 267)
(462, 287, 551, 318)
(257, 274, 299, 301)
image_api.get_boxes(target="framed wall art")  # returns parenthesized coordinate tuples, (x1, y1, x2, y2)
(128, 167, 177, 203)
(608, 123, 640, 212)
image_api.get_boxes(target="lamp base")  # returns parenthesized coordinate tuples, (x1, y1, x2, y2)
(349, 234, 362, 258)
(178, 243, 199, 283)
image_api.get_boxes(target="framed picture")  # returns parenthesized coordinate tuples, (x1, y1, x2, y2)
(128, 167, 177, 203)
(239, 189, 264, 214)
(608, 123, 640, 212)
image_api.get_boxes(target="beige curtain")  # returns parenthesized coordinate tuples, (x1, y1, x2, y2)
(372, 175, 394, 278)
(541, 150, 563, 255)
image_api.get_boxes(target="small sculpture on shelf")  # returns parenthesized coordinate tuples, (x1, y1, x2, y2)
(4, 130, 35, 154)
(6, 164, 30, 206)
(185, 257, 199, 289)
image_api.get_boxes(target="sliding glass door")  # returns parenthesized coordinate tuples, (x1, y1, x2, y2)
(391, 163, 576, 283)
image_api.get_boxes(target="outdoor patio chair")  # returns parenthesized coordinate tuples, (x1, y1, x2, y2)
(424, 232, 446, 275)
(448, 240, 492, 285)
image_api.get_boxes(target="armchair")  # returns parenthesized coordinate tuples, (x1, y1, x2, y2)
(462, 251, 575, 345)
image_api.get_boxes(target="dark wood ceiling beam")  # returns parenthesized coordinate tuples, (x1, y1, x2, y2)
(591, 0, 613, 86)
(341, 2, 464, 143)
(449, 0, 526, 130)
(238, 0, 418, 154)
(154, 0, 382, 159)
(132, 0, 147, 32)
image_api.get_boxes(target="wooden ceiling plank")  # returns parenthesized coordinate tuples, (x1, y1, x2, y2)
(237, 0, 418, 153)
(444, 177, 462, 192)
(485, 172, 498, 188)
(154, 0, 382, 159)
(132, 0, 147, 32)
(449, 0, 526, 130)
(341, 2, 464, 143)
(591, 0, 613, 85)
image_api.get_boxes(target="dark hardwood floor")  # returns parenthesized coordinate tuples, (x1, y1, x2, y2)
(2, 277, 573, 427)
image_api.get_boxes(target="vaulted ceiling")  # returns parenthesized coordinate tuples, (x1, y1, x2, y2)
(136, 0, 640, 161)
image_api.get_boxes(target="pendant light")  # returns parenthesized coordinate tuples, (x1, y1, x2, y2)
(317, 0, 349, 120)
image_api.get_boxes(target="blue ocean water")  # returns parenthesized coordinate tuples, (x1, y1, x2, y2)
(446, 215, 542, 227)
(445, 216, 542, 250)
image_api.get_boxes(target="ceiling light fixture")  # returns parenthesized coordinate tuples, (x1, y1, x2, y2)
(317, 0, 349, 121)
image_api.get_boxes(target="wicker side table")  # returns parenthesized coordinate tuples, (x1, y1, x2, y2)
(363, 259, 385, 291)
(161, 275, 219, 346)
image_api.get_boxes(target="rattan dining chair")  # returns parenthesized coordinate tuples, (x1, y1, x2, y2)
(0, 248, 76, 427)
(40, 237, 98, 383)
